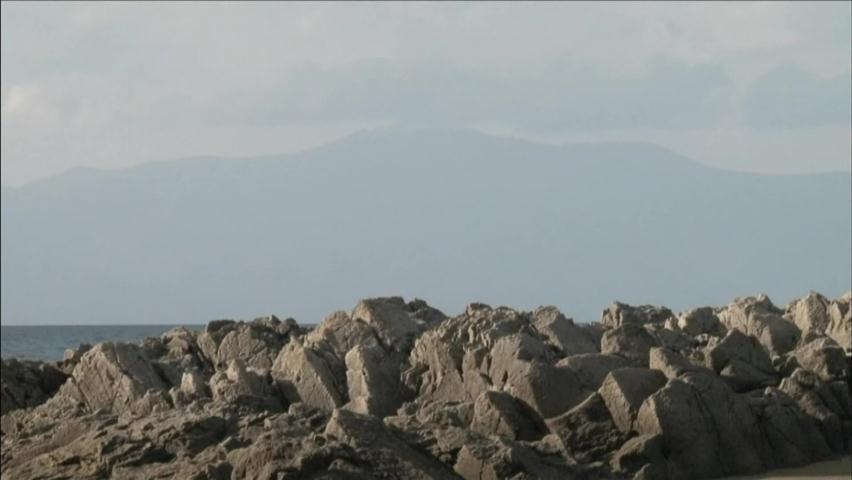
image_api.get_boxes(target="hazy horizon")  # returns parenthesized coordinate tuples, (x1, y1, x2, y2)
(2, 2, 851, 187)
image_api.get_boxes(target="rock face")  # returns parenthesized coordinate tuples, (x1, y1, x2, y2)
(2, 292, 850, 480)
(0, 359, 67, 415)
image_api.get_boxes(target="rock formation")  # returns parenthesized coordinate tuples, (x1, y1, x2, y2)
(2, 292, 851, 479)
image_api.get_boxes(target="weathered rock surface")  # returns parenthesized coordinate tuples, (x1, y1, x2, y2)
(599, 367, 666, 432)
(706, 329, 778, 392)
(0, 359, 67, 415)
(717, 295, 801, 356)
(2, 293, 849, 479)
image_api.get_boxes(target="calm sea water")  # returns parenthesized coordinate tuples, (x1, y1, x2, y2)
(0, 325, 203, 361)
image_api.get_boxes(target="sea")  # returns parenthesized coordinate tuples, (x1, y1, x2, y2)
(0, 324, 204, 361)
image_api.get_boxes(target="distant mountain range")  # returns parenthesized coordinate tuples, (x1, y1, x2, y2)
(2, 128, 850, 325)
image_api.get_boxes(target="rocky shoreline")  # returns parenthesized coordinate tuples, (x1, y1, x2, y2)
(1, 292, 850, 479)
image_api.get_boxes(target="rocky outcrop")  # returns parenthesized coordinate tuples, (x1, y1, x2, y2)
(716, 295, 801, 356)
(706, 329, 778, 392)
(2, 292, 850, 480)
(0, 359, 67, 415)
(785, 291, 852, 350)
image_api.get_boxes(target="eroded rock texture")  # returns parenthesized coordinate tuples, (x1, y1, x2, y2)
(2, 292, 850, 479)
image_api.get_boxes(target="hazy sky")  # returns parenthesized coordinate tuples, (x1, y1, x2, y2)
(2, 1, 850, 186)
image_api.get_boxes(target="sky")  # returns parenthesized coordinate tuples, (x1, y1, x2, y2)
(2, 1, 851, 186)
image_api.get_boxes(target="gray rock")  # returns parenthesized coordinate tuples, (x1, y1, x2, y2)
(601, 323, 660, 365)
(635, 373, 770, 479)
(717, 295, 801, 356)
(794, 336, 848, 382)
(677, 307, 726, 337)
(648, 347, 711, 380)
(271, 342, 345, 411)
(58, 342, 168, 415)
(706, 329, 778, 392)
(344, 341, 403, 417)
(602, 302, 674, 329)
(470, 390, 547, 441)
(556, 353, 633, 389)
(0, 359, 68, 415)
(546, 392, 627, 464)
(530, 306, 598, 355)
(599, 367, 667, 432)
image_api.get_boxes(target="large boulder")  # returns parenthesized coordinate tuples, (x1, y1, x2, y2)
(601, 302, 674, 329)
(406, 304, 552, 404)
(745, 387, 832, 466)
(351, 297, 445, 353)
(635, 373, 771, 478)
(786, 291, 851, 349)
(601, 323, 659, 365)
(677, 307, 726, 337)
(648, 347, 711, 380)
(530, 306, 598, 355)
(197, 316, 298, 370)
(556, 353, 632, 389)
(716, 295, 800, 356)
(470, 390, 547, 441)
(546, 392, 628, 464)
(271, 342, 345, 411)
(209, 359, 282, 410)
(0, 359, 68, 415)
(344, 341, 404, 417)
(58, 342, 169, 415)
(306, 310, 379, 360)
(599, 367, 667, 432)
(779, 368, 852, 453)
(793, 336, 848, 382)
(706, 329, 778, 392)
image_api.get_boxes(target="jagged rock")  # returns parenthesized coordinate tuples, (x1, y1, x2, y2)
(793, 336, 848, 382)
(209, 359, 282, 410)
(180, 370, 210, 398)
(385, 399, 473, 465)
(706, 329, 778, 392)
(677, 307, 726, 337)
(306, 310, 378, 360)
(635, 373, 771, 478)
(324, 408, 460, 478)
(56, 342, 169, 415)
(556, 353, 632, 389)
(530, 306, 598, 355)
(786, 291, 852, 349)
(601, 323, 659, 365)
(453, 436, 573, 480)
(470, 390, 547, 441)
(272, 342, 345, 411)
(599, 367, 666, 432)
(407, 305, 552, 404)
(744, 387, 831, 466)
(351, 297, 445, 352)
(1, 294, 849, 480)
(779, 368, 852, 453)
(0, 359, 68, 415)
(601, 302, 674, 329)
(546, 392, 627, 464)
(611, 434, 667, 476)
(59, 343, 92, 374)
(648, 347, 711, 379)
(344, 341, 403, 417)
(717, 295, 801, 356)
(198, 316, 298, 370)
(494, 358, 588, 419)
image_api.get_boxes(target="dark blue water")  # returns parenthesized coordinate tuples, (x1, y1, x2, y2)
(0, 325, 203, 361)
